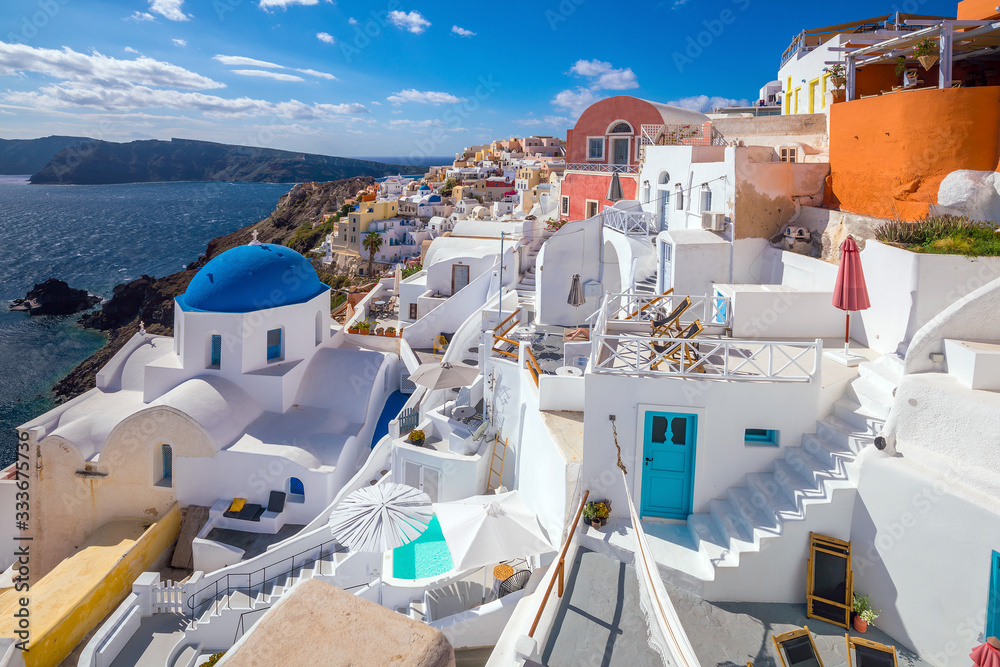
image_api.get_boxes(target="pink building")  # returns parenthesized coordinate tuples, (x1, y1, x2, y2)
(561, 96, 711, 221)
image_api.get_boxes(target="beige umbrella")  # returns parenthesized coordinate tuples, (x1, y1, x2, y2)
(394, 264, 402, 295)
(409, 361, 478, 390)
(328, 483, 432, 553)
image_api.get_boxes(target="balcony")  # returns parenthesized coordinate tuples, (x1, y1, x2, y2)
(565, 163, 640, 174)
(602, 206, 655, 236)
(589, 293, 822, 382)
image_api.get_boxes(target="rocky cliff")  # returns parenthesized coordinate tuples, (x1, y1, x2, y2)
(9, 279, 101, 315)
(30, 137, 426, 185)
(0, 136, 88, 175)
(52, 177, 371, 400)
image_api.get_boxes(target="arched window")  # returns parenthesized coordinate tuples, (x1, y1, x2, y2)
(607, 121, 633, 134)
(288, 477, 305, 503)
(161, 444, 172, 486)
(658, 171, 670, 186)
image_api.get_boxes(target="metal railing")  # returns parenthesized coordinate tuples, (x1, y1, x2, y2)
(529, 490, 589, 637)
(186, 538, 348, 621)
(591, 334, 822, 381)
(602, 207, 655, 236)
(565, 163, 640, 174)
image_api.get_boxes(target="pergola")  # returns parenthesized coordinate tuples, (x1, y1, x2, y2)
(829, 19, 1000, 99)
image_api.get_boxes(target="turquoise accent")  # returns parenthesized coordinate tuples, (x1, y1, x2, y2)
(988, 551, 1000, 638)
(393, 516, 454, 580)
(266, 328, 282, 361)
(640, 412, 697, 520)
(210, 334, 222, 368)
(745, 428, 779, 447)
(178, 243, 327, 313)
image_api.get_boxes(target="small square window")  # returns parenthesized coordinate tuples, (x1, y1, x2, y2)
(409, 303, 418, 319)
(745, 428, 779, 446)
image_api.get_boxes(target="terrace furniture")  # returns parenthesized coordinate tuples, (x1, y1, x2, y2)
(650, 296, 692, 338)
(498, 569, 531, 598)
(846, 635, 898, 667)
(773, 627, 824, 667)
(223, 497, 265, 522)
(650, 320, 704, 371)
(434, 333, 453, 358)
(262, 490, 286, 520)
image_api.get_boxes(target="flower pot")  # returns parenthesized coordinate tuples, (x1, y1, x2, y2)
(600, 517, 607, 526)
(853, 615, 868, 633)
(358, 329, 369, 336)
(831, 76, 845, 89)
(918, 55, 938, 70)
(590, 519, 602, 529)
(348, 328, 359, 334)
(831, 88, 843, 99)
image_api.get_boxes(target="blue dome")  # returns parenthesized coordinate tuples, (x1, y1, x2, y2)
(418, 184, 430, 191)
(178, 243, 328, 313)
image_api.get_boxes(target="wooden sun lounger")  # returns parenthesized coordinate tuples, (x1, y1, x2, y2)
(650, 296, 692, 338)
(650, 320, 704, 371)
(773, 626, 824, 667)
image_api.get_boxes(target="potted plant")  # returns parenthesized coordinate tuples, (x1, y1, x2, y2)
(348, 324, 360, 334)
(895, 56, 908, 78)
(852, 593, 880, 633)
(376, 326, 385, 336)
(385, 326, 396, 337)
(582, 501, 599, 528)
(914, 37, 938, 70)
(357, 320, 371, 335)
(829, 63, 846, 90)
(594, 501, 611, 526)
(408, 429, 425, 446)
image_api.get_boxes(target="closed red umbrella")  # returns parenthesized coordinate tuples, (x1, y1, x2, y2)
(971, 637, 1000, 667)
(832, 236, 871, 356)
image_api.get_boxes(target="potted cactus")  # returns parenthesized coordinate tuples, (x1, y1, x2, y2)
(376, 326, 385, 336)
(385, 326, 396, 337)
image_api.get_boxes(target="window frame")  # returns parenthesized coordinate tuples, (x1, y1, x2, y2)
(585, 199, 599, 219)
(744, 428, 779, 446)
(586, 136, 605, 161)
(561, 195, 570, 215)
(208, 334, 222, 369)
(266, 327, 284, 363)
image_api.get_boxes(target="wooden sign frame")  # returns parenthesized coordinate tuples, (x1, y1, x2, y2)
(806, 532, 853, 629)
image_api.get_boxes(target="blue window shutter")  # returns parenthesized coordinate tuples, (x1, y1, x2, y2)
(210, 335, 222, 368)
(266, 329, 282, 361)
(162, 445, 172, 480)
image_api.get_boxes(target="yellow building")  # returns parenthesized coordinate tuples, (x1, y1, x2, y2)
(335, 199, 399, 253)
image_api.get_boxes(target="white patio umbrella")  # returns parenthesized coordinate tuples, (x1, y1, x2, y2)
(432, 491, 555, 572)
(394, 264, 402, 295)
(328, 483, 433, 553)
(409, 361, 479, 390)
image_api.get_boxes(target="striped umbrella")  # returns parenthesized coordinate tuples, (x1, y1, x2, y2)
(328, 483, 432, 553)
(832, 236, 871, 356)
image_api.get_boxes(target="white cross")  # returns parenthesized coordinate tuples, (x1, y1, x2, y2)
(250, 230, 261, 245)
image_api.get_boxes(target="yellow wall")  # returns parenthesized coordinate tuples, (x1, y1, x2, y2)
(0, 506, 181, 667)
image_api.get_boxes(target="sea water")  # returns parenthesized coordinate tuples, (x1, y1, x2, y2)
(0, 177, 293, 466)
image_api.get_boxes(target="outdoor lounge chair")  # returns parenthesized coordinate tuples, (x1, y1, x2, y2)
(773, 627, 824, 667)
(223, 497, 265, 522)
(846, 635, 898, 667)
(650, 320, 704, 371)
(262, 490, 286, 519)
(498, 570, 531, 598)
(650, 296, 692, 338)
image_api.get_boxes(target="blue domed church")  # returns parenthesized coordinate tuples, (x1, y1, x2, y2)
(17, 240, 401, 576)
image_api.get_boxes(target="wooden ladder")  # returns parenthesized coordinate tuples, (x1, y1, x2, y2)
(486, 435, 508, 492)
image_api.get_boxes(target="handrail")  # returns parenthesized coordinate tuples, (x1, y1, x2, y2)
(625, 288, 674, 320)
(493, 308, 521, 335)
(491, 333, 520, 360)
(186, 539, 348, 620)
(525, 346, 541, 388)
(528, 490, 589, 637)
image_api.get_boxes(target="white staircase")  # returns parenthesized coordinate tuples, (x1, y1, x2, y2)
(634, 273, 658, 295)
(586, 356, 901, 602)
(515, 228, 553, 313)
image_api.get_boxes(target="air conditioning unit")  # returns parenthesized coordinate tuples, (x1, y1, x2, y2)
(583, 280, 603, 298)
(701, 211, 726, 232)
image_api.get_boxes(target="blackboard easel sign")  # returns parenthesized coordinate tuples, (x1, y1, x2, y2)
(806, 532, 852, 629)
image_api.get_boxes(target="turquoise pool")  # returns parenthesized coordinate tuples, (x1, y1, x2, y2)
(393, 516, 454, 579)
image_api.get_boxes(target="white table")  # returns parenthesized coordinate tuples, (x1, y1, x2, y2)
(555, 366, 583, 377)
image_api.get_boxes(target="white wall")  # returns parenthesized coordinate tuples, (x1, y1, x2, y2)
(724, 285, 844, 339)
(581, 371, 823, 518)
(640, 145, 733, 233)
(536, 216, 602, 326)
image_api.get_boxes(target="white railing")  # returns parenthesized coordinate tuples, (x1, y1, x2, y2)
(590, 334, 822, 381)
(602, 207, 655, 236)
(622, 471, 702, 667)
(605, 292, 730, 328)
(565, 163, 640, 174)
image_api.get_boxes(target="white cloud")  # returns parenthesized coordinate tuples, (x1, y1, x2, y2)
(296, 68, 336, 80)
(6, 81, 369, 119)
(516, 115, 571, 128)
(388, 10, 431, 34)
(551, 87, 600, 118)
(213, 54, 283, 68)
(386, 89, 464, 105)
(124, 47, 140, 54)
(172, 38, 187, 47)
(671, 0, 690, 8)
(348, 17, 357, 24)
(0, 41, 221, 90)
(388, 118, 466, 132)
(369, 100, 381, 106)
(231, 69, 305, 82)
(451, 25, 475, 37)
(149, 0, 189, 21)
(569, 59, 638, 90)
(258, 0, 321, 8)
(125, 11, 156, 21)
(316, 32, 335, 44)
(667, 94, 749, 112)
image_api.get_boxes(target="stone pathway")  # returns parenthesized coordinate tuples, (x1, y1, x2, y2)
(543, 548, 662, 667)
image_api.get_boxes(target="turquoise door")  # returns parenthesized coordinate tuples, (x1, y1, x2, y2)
(641, 412, 697, 520)
(988, 551, 1000, 638)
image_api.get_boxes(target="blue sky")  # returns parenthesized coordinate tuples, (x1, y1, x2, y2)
(0, 0, 959, 160)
